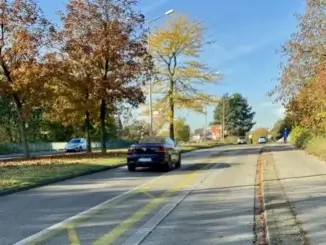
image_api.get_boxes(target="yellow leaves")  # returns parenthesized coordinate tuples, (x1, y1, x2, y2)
(150, 14, 205, 58)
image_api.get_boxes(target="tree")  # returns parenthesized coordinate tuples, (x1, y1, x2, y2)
(269, 0, 326, 132)
(158, 118, 191, 142)
(122, 119, 150, 141)
(269, 0, 325, 105)
(149, 14, 221, 140)
(174, 119, 191, 142)
(0, 95, 19, 142)
(212, 93, 255, 136)
(0, 0, 54, 157)
(270, 117, 293, 140)
(59, 0, 151, 153)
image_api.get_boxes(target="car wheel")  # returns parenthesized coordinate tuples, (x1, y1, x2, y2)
(128, 165, 136, 172)
(175, 154, 181, 168)
(163, 157, 172, 172)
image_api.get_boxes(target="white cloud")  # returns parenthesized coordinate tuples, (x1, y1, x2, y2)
(259, 101, 285, 119)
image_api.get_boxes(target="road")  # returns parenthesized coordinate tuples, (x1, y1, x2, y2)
(1, 144, 326, 245)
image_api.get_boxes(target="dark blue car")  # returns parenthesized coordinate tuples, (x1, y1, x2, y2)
(127, 136, 181, 172)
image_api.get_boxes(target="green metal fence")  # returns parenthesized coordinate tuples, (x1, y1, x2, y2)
(0, 140, 137, 154)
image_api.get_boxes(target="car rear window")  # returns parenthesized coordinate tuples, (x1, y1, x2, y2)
(70, 139, 81, 143)
(139, 137, 165, 144)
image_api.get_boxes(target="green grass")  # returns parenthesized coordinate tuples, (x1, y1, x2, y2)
(0, 141, 223, 193)
(0, 157, 125, 192)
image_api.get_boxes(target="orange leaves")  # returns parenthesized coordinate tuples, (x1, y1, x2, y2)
(271, 0, 326, 132)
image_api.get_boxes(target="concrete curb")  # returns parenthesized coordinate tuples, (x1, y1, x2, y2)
(0, 145, 224, 197)
(260, 149, 271, 245)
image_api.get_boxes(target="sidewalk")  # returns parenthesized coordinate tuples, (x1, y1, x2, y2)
(268, 145, 326, 244)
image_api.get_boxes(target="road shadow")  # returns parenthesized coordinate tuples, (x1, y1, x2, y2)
(209, 144, 296, 158)
(0, 183, 257, 245)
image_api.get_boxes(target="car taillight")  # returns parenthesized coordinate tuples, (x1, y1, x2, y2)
(156, 146, 165, 152)
(128, 148, 135, 154)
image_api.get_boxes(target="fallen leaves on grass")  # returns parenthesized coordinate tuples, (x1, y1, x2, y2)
(0, 157, 125, 191)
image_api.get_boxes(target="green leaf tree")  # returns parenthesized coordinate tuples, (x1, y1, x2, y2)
(212, 93, 255, 136)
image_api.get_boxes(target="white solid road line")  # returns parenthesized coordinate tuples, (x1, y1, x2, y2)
(13, 148, 220, 245)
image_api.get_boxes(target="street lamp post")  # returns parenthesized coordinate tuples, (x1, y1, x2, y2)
(147, 9, 174, 137)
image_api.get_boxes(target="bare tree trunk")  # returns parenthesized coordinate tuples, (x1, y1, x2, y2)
(85, 110, 92, 153)
(15, 101, 30, 158)
(100, 98, 107, 153)
(169, 79, 175, 140)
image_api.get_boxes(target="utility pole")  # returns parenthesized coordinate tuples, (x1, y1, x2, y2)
(204, 105, 207, 142)
(222, 99, 225, 141)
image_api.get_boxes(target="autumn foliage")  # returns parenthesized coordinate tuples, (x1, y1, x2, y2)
(0, 0, 153, 157)
(146, 14, 221, 139)
(0, 0, 54, 157)
(270, 0, 326, 133)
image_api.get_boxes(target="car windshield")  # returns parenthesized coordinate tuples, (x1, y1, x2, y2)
(239, 136, 245, 139)
(69, 139, 81, 143)
(139, 137, 165, 144)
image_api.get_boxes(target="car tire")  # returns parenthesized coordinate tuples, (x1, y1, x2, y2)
(128, 165, 136, 172)
(175, 155, 181, 168)
(163, 157, 172, 172)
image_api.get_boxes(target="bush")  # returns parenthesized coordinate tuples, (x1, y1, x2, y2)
(305, 134, 326, 160)
(223, 135, 238, 144)
(288, 126, 312, 148)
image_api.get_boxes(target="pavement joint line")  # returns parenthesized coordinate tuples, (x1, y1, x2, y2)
(122, 162, 221, 245)
(91, 162, 214, 245)
(67, 225, 81, 245)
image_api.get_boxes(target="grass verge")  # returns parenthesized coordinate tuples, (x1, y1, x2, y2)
(0, 142, 224, 196)
(289, 126, 326, 161)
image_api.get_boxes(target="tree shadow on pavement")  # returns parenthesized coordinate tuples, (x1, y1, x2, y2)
(210, 144, 295, 158)
(1, 185, 257, 245)
(263, 178, 326, 244)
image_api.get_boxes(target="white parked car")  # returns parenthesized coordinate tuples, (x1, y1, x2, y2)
(258, 136, 267, 144)
(237, 136, 246, 144)
(65, 138, 87, 152)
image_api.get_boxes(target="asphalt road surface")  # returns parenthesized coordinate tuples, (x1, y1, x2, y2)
(1, 144, 326, 245)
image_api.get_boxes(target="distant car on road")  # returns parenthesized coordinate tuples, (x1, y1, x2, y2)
(65, 138, 87, 152)
(258, 136, 267, 144)
(237, 136, 246, 144)
(127, 136, 181, 172)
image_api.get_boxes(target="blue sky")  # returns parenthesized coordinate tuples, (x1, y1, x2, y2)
(37, 0, 305, 131)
